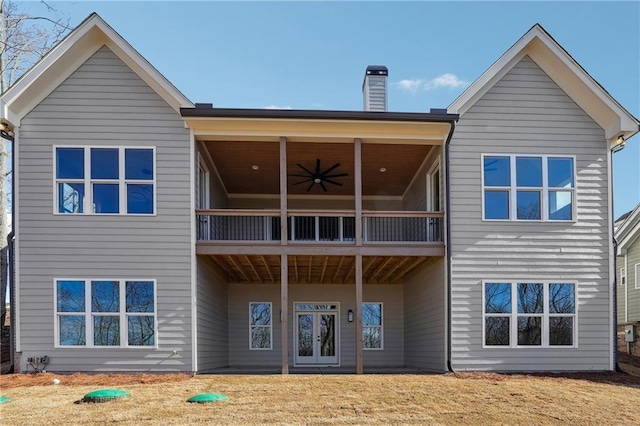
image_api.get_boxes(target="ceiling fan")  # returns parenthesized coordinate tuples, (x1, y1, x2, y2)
(289, 159, 349, 192)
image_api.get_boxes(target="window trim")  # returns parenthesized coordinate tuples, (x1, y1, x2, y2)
(53, 145, 157, 216)
(249, 302, 273, 350)
(482, 280, 578, 349)
(53, 278, 158, 349)
(481, 154, 576, 222)
(362, 302, 384, 351)
(620, 267, 627, 286)
(636, 264, 640, 289)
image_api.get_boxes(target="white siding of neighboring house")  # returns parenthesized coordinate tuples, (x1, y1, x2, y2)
(16, 47, 193, 371)
(449, 56, 612, 371)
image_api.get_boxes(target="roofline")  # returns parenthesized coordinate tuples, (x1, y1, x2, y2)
(448, 23, 639, 141)
(181, 107, 459, 123)
(616, 203, 640, 249)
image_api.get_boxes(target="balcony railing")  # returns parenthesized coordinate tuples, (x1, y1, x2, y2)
(196, 209, 444, 243)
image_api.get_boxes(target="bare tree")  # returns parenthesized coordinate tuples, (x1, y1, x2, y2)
(0, 0, 70, 368)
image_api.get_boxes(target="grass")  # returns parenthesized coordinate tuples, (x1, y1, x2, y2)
(1, 372, 639, 425)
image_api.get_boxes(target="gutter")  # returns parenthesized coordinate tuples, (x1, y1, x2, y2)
(443, 120, 457, 373)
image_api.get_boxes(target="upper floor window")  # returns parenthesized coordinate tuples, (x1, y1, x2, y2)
(483, 155, 574, 221)
(55, 147, 155, 215)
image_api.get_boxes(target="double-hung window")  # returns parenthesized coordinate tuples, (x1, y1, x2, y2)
(55, 279, 156, 347)
(362, 303, 383, 349)
(483, 281, 576, 347)
(249, 302, 272, 350)
(482, 155, 574, 221)
(620, 267, 627, 286)
(55, 147, 155, 214)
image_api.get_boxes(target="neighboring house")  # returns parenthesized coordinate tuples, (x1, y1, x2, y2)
(616, 204, 640, 355)
(1, 14, 638, 373)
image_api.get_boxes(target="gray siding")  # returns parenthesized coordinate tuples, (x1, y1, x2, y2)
(17, 47, 193, 371)
(449, 56, 612, 371)
(403, 259, 446, 371)
(227, 283, 404, 367)
(622, 237, 640, 321)
(196, 256, 229, 371)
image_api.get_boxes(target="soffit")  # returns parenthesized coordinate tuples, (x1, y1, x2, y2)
(203, 140, 432, 196)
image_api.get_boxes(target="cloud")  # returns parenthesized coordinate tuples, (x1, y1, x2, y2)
(264, 104, 292, 109)
(394, 73, 468, 93)
(395, 79, 425, 94)
(424, 73, 468, 90)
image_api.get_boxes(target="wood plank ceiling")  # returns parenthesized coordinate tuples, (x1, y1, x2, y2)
(207, 255, 437, 285)
(203, 141, 433, 196)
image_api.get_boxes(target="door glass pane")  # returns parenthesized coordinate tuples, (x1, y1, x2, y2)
(319, 314, 335, 357)
(298, 314, 313, 356)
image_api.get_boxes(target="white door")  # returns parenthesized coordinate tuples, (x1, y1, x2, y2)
(197, 157, 210, 239)
(295, 311, 339, 365)
(428, 164, 442, 242)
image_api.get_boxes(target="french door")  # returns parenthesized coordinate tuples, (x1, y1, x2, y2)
(295, 309, 339, 366)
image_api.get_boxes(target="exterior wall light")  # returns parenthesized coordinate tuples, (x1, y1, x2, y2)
(347, 309, 354, 322)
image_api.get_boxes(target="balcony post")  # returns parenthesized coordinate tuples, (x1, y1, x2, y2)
(281, 253, 289, 374)
(354, 139, 363, 245)
(355, 253, 363, 374)
(280, 137, 288, 245)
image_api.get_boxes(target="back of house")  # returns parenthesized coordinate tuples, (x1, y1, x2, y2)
(1, 15, 637, 374)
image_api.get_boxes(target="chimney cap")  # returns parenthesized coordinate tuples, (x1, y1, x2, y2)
(365, 65, 388, 76)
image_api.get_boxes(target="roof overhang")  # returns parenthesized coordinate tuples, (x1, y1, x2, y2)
(616, 204, 640, 252)
(448, 24, 639, 145)
(182, 107, 458, 144)
(1, 13, 193, 127)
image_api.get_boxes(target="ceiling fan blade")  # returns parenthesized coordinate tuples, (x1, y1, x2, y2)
(323, 172, 349, 179)
(322, 162, 341, 175)
(320, 181, 328, 192)
(296, 163, 315, 176)
(288, 173, 312, 178)
(323, 178, 344, 187)
(306, 181, 316, 192)
(293, 178, 313, 186)
(315, 158, 321, 174)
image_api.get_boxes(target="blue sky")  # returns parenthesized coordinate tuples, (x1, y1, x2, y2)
(20, 0, 640, 218)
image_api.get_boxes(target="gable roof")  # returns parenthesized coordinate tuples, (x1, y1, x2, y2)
(448, 24, 639, 144)
(616, 203, 640, 251)
(1, 13, 192, 126)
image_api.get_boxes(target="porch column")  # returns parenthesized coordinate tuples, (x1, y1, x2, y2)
(355, 254, 363, 374)
(354, 138, 363, 245)
(281, 254, 289, 374)
(280, 137, 288, 245)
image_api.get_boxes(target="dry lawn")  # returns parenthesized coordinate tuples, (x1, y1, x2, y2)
(1, 372, 639, 425)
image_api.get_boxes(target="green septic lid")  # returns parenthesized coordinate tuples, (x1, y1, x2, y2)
(187, 393, 228, 403)
(83, 389, 130, 403)
(0, 396, 12, 404)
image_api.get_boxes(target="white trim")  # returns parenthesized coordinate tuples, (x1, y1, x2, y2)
(481, 154, 576, 222)
(616, 204, 640, 251)
(249, 302, 273, 350)
(362, 302, 384, 351)
(426, 156, 441, 212)
(14, 127, 20, 353)
(190, 129, 198, 372)
(53, 145, 157, 216)
(635, 263, 640, 290)
(482, 280, 578, 349)
(53, 278, 158, 349)
(606, 147, 614, 371)
(448, 25, 639, 141)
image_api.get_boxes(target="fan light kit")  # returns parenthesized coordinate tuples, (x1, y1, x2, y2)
(289, 159, 349, 192)
(379, 167, 387, 173)
(251, 165, 259, 170)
